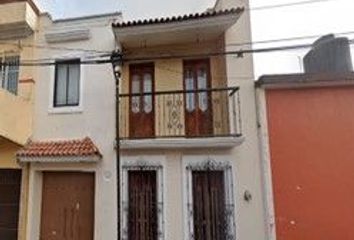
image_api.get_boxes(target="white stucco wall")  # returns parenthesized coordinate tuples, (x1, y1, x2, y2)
(27, 13, 121, 240)
(118, 0, 267, 239)
(218, 0, 268, 239)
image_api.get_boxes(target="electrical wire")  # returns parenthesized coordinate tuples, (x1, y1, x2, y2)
(122, 39, 354, 62)
(14, 30, 354, 64)
(227, 30, 354, 47)
(0, 0, 338, 58)
(5, 38, 353, 66)
(248, 0, 336, 11)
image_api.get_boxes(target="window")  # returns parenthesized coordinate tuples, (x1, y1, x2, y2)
(128, 171, 158, 240)
(0, 56, 20, 95)
(185, 158, 236, 240)
(121, 157, 164, 240)
(54, 59, 80, 107)
(192, 171, 226, 240)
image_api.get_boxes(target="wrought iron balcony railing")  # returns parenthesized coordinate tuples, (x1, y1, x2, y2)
(119, 87, 241, 140)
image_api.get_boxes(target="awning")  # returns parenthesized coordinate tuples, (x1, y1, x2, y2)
(16, 137, 102, 163)
(112, 8, 244, 48)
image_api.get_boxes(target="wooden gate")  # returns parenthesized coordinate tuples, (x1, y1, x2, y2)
(192, 171, 226, 240)
(128, 171, 157, 240)
(0, 169, 22, 240)
(40, 172, 94, 240)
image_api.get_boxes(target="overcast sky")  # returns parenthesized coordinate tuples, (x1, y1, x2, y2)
(34, 0, 354, 77)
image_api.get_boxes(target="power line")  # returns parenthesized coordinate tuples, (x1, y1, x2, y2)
(7, 38, 353, 66)
(227, 31, 354, 47)
(14, 30, 354, 64)
(248, 0, 336, 11)
(122, 39, 354, 62)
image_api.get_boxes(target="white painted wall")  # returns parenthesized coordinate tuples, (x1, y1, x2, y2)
(216, 0, 268, 239)
(27, 13, 121, 240)
(118, 1, 268, 239)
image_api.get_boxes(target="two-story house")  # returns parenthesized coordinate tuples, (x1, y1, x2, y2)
(15, 8, 121, 240)
(112, 0, 268, 239)
(3, 0, 269, 239)
(0, 1, 38, 239)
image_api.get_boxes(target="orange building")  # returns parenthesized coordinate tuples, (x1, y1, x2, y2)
(257, 73, 354, 240)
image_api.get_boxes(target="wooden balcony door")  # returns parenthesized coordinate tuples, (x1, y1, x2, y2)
(192, 171, 226, 240)
(40, 172, 94, 240)
(128, 171, 158, 240)
(129, 63, 155, 138)
(0, 170, 21, 240)
(184, 59, 213, 137)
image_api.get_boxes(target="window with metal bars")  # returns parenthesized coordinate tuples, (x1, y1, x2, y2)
(192, 171, 227, 240)
(128, 171, 158, 240)
(0, 56, 20, 95)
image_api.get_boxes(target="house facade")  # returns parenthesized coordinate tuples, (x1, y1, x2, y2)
(256, 73, 354, 240)
(15, 9, 121, 240)
(0, 1, 38, 239)
(0, 0, 270, 239)
(113, 0, 267, 239)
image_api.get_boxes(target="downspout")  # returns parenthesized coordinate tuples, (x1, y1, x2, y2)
(111, 51, 123, 240)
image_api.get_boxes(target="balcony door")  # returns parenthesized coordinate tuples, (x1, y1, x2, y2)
(184, 59, 213, 137)
(129, 63, 155, 138)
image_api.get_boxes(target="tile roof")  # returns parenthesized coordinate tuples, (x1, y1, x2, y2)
(112, 8, 244, 28)
(16, 137, 102, 158)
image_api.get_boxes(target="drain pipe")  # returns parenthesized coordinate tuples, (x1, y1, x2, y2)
(111, 50, 123, 240)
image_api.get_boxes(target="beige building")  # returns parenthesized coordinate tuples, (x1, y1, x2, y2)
(0, 1, 38, 239)
(15, 6, 121, 240)
(113, 0, 268, 239)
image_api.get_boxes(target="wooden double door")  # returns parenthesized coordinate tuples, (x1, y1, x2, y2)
(0, 169, 22, 240)
(40, 172, 94, 240)
(129, 59, 213, 138)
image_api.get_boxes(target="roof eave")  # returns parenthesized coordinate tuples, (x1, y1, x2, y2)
(256, 72, 354, 89)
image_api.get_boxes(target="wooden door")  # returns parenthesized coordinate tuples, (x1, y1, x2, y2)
(128, 171, 157, 240)
(0, 169, 21, 240)
(192, 171, 226, 240)
(40, 172, 94, 240)
(129, 63, 155, 138)
(184, 59, 213, 137)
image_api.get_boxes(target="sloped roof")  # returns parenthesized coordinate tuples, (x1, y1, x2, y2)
(16, 137, 102, 158)
(112, 8, 244, 28)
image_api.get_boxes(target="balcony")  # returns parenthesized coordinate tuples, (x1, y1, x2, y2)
(0, 88, 32, 145)
(0, 0, 39, 40)
(119, 87, 244, 149)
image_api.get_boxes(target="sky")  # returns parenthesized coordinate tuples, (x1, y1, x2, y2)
(34, 0, 354, 78)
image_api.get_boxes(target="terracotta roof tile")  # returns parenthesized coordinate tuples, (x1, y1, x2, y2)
(112, 8, 244, 28)
(16, 137, 102, 158)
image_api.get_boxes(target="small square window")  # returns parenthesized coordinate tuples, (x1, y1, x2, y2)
(54, 59, 80, 107)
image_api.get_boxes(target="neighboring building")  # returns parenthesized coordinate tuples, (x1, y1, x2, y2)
(15, 8, 121, 240)
(112, 0, 267, 239)
(0, 0, 38, 239)
(257, 73, 354, 240)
